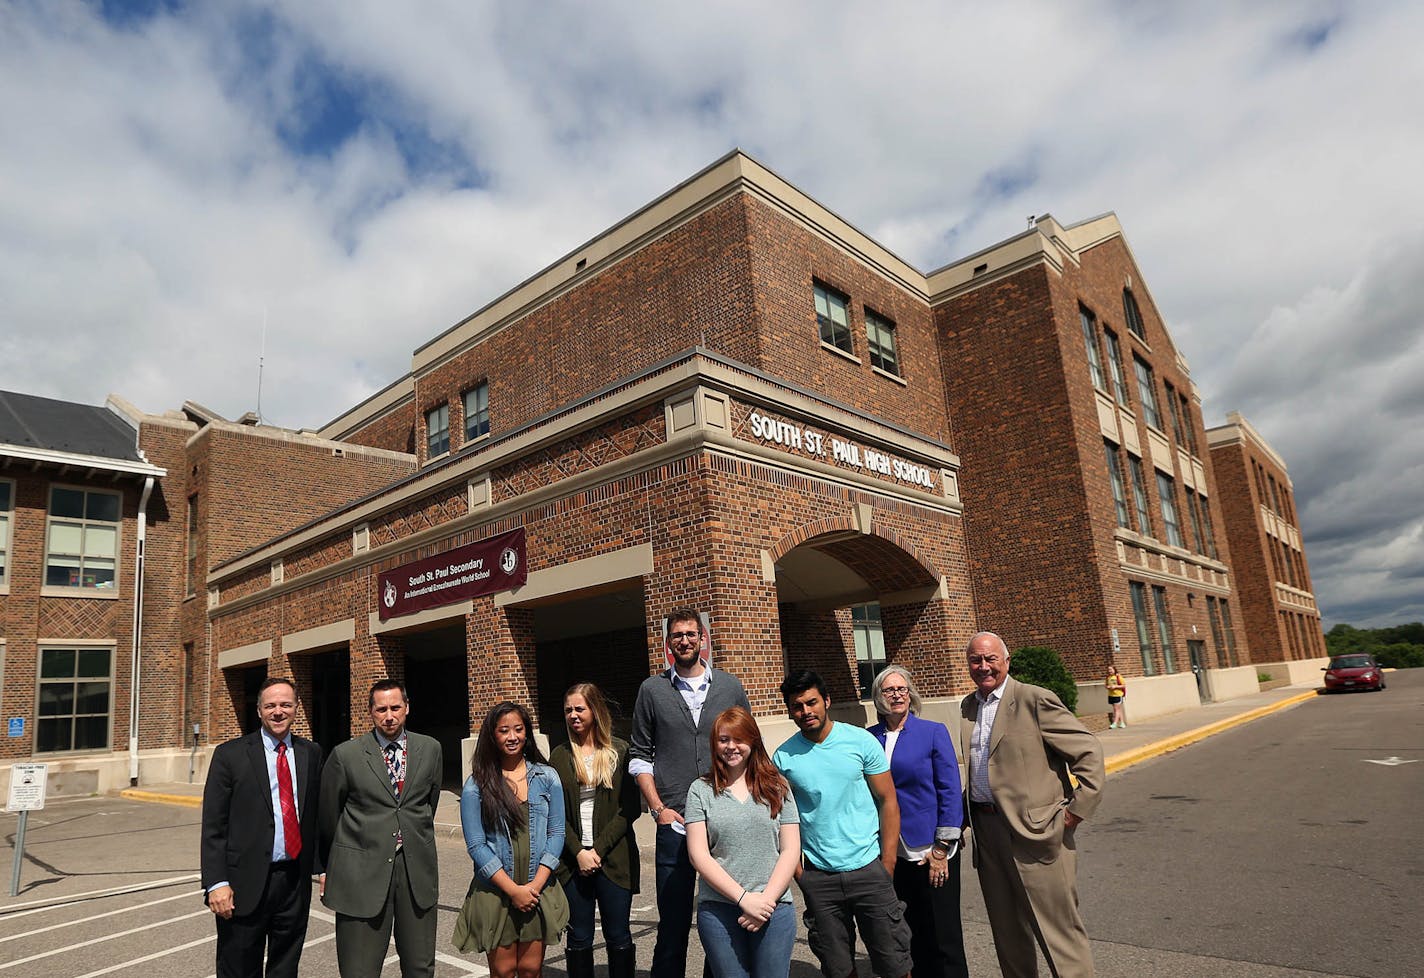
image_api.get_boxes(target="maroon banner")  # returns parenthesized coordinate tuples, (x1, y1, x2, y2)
(377, 527, 527, 621)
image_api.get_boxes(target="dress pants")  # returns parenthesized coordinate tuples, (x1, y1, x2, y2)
(893, 853, 969, 978)
(334, 849, 436, 978)
(973, 809, 1094, 978)
(214, 860, 310, 978)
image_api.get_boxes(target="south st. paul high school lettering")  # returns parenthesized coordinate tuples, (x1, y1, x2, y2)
(377, 527, 527, 621)
(745, 410, 938, 491)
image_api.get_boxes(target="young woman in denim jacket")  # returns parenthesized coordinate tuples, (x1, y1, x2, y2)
(454, 702, 568, 978)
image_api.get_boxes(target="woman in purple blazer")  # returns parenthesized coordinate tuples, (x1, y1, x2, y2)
(868, 665, 969, 978)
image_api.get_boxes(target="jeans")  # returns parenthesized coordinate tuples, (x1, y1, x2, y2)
(563, 866, 634, 950)
(697, 900, 796, 978)
(651, 824, 698, 978)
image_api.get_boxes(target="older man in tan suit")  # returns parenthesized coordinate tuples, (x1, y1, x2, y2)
(960, 632, 1104, 978)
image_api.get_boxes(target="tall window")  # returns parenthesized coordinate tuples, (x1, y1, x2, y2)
(1198, 494, 1217, 558)
(37, 647, 113, 752)
(0, 479, 12, 589)
(1219, 599, 1237, 665)
(1081, 308, 1106, 391)
(1128, 455, 1151, 536)
(1103, 328, 1130, 405)
(1151, 586, 1177, 672)
(1206, 596, 1228, 668)
(463, 382, 490, 443)
(1186, 491, 1207, 554)
(1281, 541, 1297, 587)
(45, 487, 120, 589)
(1156, 473, 1183, 547)
(1164, 381, 1186, 446)
(1104, 441, 1130, 529)
(1130, 582, 1156, 675)
(1123, 288, 1146, 340)
(185, 494, 199, 596)
(1178, 392, 1199, 454)
(425, 403, 450, 458)
(852, 602, 886, 699)
(865, 311, 899, 375)
(814, 283, 853, 354)
(1134, 356, 1162, 430)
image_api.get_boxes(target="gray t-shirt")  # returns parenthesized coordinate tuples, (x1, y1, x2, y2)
(684, 777, 799, 905)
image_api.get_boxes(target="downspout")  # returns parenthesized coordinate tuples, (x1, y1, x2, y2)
(128, 476, 154, 786)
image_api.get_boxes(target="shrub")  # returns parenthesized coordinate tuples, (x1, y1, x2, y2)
(1009, 646, 1078, 712)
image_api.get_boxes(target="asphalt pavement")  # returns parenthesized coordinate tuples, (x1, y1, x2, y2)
(4, 675, 1408, 978)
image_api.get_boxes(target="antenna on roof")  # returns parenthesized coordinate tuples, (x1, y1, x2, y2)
(256, 307, 267, 424)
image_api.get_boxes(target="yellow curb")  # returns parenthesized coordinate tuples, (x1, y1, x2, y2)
(119, 788, 203, 808)
(1105, 690, 1319, 775)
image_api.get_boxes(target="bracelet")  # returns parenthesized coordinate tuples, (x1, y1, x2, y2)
(736, 888, 747, 906)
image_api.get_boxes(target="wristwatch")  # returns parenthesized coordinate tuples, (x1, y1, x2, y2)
(650, 805, 664, 818)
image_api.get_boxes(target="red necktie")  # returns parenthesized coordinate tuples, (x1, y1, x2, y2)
(276, 741, 302, 860)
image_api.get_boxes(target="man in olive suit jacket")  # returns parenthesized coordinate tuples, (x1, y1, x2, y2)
(961, 632, 1104, 978)
(320, 679, 442, 978)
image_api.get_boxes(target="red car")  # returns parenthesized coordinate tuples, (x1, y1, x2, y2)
(1322, 654, 1387, 692)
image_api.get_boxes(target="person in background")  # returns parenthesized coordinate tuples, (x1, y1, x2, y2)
(548, 683, 640, 978)
(454, 702, 569, 978)
(1105, 663, 1127, 729)
(685, 707, 801, 978)
(867, 665, 969, 978)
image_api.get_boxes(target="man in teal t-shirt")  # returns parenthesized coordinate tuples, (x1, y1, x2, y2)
(773, 670, 912, 978)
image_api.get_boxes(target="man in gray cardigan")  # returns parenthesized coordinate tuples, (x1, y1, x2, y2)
(629, 607, 752, 978)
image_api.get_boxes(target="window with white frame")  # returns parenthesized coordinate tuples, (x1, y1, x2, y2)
(814, 283, 853, 354)
(45, 487, 120, 589)
(463, 382, 490, 443)
(1156, 472, 1183, 548)
(0, 479, 12, 589)
(1081, 308, 1106, 392)
(865, 311, 899, 375)
(852, 601, 886, 699)
(1103, 328, 1130, 406)
(37, 646, 113, 752)
(425, 403, 450, 458)
(1134, 356, 1162, 430)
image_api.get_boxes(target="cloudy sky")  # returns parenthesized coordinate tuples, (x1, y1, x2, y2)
(1, 1, 1419, 628)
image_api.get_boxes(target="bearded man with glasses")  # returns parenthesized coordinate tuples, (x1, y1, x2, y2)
(629, 606, 751, 978)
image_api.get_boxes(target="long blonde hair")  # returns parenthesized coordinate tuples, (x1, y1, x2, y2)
(564, 682, 618, 789)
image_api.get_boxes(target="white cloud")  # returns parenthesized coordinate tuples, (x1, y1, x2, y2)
(1, 0, 1420, 625)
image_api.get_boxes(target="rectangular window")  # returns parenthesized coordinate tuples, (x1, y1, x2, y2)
(1103, 328, 1130, 406)
(1198, 494, 1217, 558)
(865, 311, 899, 375)
(1206, 596, 1228, 668)
(1123, 288, 1146, 340)
(1282, 541, 1297, 587)
(1151, 586, 1177, 672)
(852, 601, 886, 699)
(1081, 308, 1106, 391)
(425, 403, 450, 458)
(0, 479, 11, 589)
(37, 646, 113, 752)
(45, 487, 120, 589)
(1104, 441, 1131, 529)
(185, 494, 198, 597)
(1156, 473, 1183, 548)
(462, 382, 490, 443)
(1178, 393, 1199, 454)
(1219, 599, 1237, 666)
(1128, 455, 1151, 536)
(1134, 356, 1162, 430)
(1186, 491, 1207, 554)
(814, 282, 853, 354)
(1130, 582, 1156, 676)
(1164, 380, 1186, 446)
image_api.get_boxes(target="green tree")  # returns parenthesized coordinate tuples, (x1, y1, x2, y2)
(1009, 646, 1078, 712)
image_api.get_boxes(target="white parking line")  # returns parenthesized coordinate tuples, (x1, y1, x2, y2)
(72, 933, 214, 978)
(0, 889, 193, 943)
(0, 908, 209, 969)
(0, 874, 200, 918)
(309, 909, 488, 976)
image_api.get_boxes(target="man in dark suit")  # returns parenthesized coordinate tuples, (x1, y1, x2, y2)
(960, 632, 1105, 978)
(320, 679, 443, 978)
(201, 676, 322, 978)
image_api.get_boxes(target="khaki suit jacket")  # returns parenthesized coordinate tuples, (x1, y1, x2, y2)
(319, 730, 443, 917)
(960, 677, 1104, 864)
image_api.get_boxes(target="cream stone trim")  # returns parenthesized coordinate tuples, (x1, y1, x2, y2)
(207, 586, 219, 609)
(495, 543, 654, 608)
(368, 600, 473, 637)
(878, 577, 949, 608)
(853, 502, 874, 533)
(282, 619, 355, 655)
(1204, 411, 1291, 476)
(760, 550, 776, 583)
(319, 374, 416, 443)
(353, 523, 371, 554)
(270, 558, 283, 585)
(468, 476, 492, 511)
(1146, 429, 1172, 474)
(1178, 449, 1195, 490)
(1096, 392, 1119, 443)
(1119, 406, 1141, 456)
(1192, 458, 1207, 496)
(186, 409, 414, 463)
(218, 640, 271, 670)
(871, 366, 907, 387)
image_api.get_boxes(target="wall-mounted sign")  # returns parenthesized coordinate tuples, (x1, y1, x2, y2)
(6, 718, 22, 738)
(377, 527, 527, 621)
(745, 410, 939, 490)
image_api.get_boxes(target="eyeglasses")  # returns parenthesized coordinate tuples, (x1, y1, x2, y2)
(881, 686, 911, 698)
(968, 656, 1003, 667)
(669, 631, 700, 642)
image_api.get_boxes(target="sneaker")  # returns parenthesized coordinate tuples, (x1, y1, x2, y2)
(1108, 722, 1118, 729)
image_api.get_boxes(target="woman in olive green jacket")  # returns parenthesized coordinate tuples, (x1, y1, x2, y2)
(548, 683, 641, 978)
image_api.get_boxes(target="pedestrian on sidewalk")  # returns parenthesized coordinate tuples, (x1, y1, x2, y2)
(1106, 663, 1127, 729)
